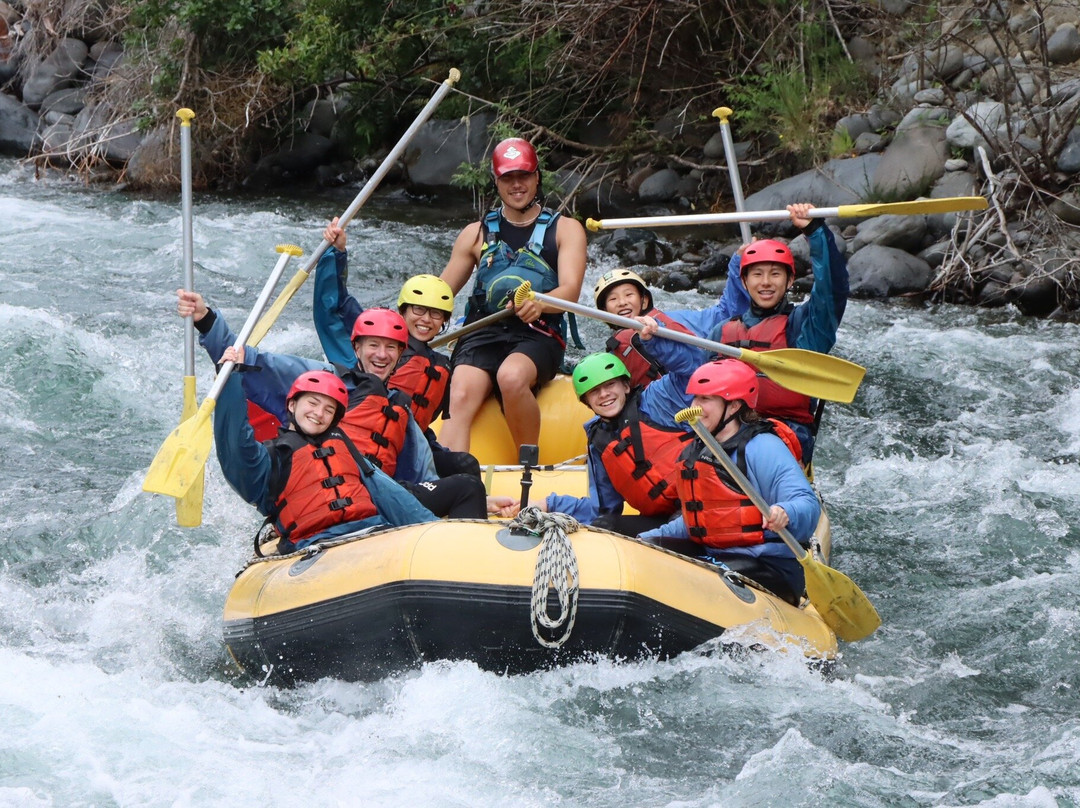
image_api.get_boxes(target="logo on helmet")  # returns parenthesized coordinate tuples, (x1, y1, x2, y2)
(503, 146, 521, 160)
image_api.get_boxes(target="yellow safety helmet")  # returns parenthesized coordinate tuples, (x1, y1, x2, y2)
(593, 268, 652, 311)
(397, 274, 454, 315)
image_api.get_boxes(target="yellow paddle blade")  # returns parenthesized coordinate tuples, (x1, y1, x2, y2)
(835, 196, 987, 218)
(174, 376, 204, 527)
(800, 555, 881, 642)
(143, 398, 216, 499)
(247, 268, 310, 347)
(738, 347, 866, 403)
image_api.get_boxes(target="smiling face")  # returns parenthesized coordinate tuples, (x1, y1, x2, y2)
(601, 282, 649, 318)
(402, 304, 448, 342)
(353, 336, 404, 382)
(742, 262, 794, 309)
(583, 378, 631, 419)
(495, 170, 539, 212)
(288, 391, 340, 437)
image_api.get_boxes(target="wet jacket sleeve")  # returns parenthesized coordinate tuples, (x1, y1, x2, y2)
(670, 265, 749, 336)
(638, 514, 688, 541)
(545, 435, 620, 523)
(213, 373, 274, 514)
(786, 220, 849, 354)
(392, 403, 439, 484)
(312, 247, 363, 367)
(198, 309, 332, 423)
(743, 433, 820, 544)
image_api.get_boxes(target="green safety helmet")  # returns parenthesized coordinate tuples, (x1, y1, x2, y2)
(572, 352, 630, 399)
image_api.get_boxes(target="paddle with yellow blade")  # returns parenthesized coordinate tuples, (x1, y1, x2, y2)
(712, 106, 752, 245)
(585, 196, 988, 232)
(247, 68, 462, 348)
(142, 244, 303, 500)
(174, 107, 204, 527)
(513, 282, 865, 403)
(674, 405, 881, 642)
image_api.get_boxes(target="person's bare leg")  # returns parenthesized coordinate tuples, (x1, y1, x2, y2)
(439, 364, 494, 452)
(496, 353, 541, 449)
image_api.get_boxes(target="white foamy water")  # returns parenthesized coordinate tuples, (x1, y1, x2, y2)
(1, 157, 1078, 807)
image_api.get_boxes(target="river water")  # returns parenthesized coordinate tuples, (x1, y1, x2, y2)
(2, 156, 1078, 807)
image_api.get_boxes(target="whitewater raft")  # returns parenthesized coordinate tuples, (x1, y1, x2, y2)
(222, 376, 838, 685)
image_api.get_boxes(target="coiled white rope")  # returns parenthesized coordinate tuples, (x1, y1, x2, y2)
(513, 507, 581, 648)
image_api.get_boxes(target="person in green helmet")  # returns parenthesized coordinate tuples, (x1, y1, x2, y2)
(495, 318, 700, 537)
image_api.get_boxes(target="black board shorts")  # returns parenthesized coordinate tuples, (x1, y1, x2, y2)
(450, 316, 564, 396)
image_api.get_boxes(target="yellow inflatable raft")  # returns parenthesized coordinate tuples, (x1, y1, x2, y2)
(222, 375, 837, 684)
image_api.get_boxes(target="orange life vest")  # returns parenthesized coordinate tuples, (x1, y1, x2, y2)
(390, 338, 450, 431)
(676, 420, 802, 548)
(268, 429, 378, 543)
(586, 394, 694, 516)
(720, 311, 814, 424)
(337, 370, 411, 476)
(605, 309, 694, 389)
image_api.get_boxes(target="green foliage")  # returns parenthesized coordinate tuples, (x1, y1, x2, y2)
(728, 8, 868, 172)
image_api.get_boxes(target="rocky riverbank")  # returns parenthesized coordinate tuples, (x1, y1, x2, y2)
(2, 0, 1080, 315)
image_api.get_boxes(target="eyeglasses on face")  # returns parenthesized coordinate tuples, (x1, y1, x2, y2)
(406, 304, 448, 320)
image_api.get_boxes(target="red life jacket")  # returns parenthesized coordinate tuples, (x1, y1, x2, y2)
(268, 429, 377, 543)
(390, 338, 450, 432)
(720, 311, 814, 424)
(605, 309, 694, 389)
(337, 370, 411, 476)
(586, 393, 694, 516)
(676, 420, 801, 548)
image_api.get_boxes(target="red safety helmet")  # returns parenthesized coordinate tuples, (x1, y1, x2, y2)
(286, 370, 349, 423)
(740, 239, 795, 277)
(685, 359, 759, 409)
(351, 307, 408, 346)
(491, 138, 539, 178)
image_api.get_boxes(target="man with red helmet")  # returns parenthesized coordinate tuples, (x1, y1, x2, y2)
(312, 217, 480, 480)
(438, 136, 588, 454)
(210, 357, 436, 553)
(706, 202, 850, 463)
(638, 359, 820, 605)
(176, 292, 510, 522)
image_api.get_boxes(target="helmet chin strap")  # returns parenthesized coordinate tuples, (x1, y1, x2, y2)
(712, 400, 742, 437)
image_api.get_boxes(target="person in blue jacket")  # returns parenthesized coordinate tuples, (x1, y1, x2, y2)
(311, 217, 479, 479)
(594, 266, 749, 389)
(706, 202, 849, 463)
(176, 290, 509, 519)
(638, 358, 820, 605)
(212, 354, 436, 553)
(495, 317, 699, 537)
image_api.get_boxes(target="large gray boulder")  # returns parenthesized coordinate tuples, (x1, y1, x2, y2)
(404, 111, 494, 187)
(848, 243, 934, 297)
(0, 92, 37, 154)
(21, 38, 89, 109)
(743, 154, 881, 233)
(872, 120, 947, 199)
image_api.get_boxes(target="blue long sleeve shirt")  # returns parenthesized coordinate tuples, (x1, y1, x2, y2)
(196, 310, 437, 484)
(312, 247, 363, 367)
(212, 373, 435, 545)
(708, 220, 848, 353)
(637, 429, 820, 560)
(666, 264, 750, 338)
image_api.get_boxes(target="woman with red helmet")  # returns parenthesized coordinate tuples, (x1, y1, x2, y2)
(637, 358, 820, 606)
(210, 348, 436, 553)
(176, 291, 511, 524)
(438, 136, 588, 454)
